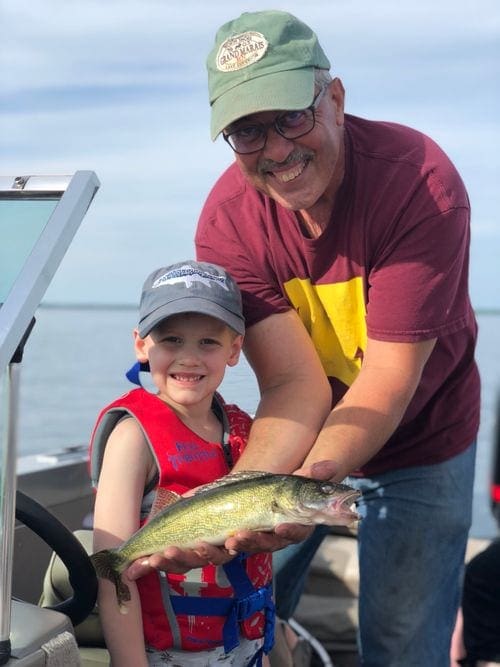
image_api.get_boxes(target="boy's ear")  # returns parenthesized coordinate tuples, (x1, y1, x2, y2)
(133, 328, 149, 362)
(227, 334, 244, 367)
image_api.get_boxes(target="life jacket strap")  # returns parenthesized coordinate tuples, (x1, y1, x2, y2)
(222, 554, 275, 656)
(125, 361, 150, 386)
(169, 555, 275, 664)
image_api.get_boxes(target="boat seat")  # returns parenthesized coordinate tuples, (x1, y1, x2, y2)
(39, 529, 110, 666)
(10, 599, 78, 665)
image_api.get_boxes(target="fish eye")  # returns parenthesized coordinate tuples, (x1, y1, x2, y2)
(320, 482, 334, 494)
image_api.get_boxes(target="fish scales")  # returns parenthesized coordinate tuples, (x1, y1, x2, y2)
(91, 471, 360, 611)
(119, 476, 300, 562)
(121, 477, 282, 560)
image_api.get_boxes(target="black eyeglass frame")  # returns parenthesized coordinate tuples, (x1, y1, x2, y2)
(223, 86, 327, 155)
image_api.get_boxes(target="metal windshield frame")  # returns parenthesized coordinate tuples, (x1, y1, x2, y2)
(0, 171, 100, 655)
(0, 171, 100, 374)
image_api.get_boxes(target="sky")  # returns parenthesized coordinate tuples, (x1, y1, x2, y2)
(1, 0, 499, 309)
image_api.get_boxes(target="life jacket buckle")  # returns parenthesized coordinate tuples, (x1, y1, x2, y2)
(235, 586, 272, 621)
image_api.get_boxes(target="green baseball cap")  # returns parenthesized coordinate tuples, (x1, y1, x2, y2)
(207, 10, 331, 140)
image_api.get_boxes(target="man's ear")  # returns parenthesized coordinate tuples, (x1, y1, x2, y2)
(133, 328, 149, 362)
(329, 77, 345, 125)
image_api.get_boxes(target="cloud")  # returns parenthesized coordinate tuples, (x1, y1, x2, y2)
(2, 0, 499, 306)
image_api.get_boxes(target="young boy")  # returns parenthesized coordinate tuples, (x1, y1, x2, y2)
(90, 261, 273, 667)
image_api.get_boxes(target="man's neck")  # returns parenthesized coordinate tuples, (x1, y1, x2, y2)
(296, 210, 329, 238)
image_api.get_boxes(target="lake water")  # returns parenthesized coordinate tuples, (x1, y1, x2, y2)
(6, 305, 500, 539)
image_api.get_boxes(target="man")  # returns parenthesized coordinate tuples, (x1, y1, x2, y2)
(193, 9, 480, 667)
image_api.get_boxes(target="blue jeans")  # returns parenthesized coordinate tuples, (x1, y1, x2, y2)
(273, 443, 476, 667)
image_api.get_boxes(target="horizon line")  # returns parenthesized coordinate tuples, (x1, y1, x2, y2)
(39, 302, 500, 316)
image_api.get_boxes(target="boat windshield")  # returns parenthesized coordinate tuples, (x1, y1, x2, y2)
(0, 197, 59, 303)
(0, 171, 99, 649)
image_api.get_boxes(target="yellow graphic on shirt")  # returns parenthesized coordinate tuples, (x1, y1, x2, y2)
(284, 276, 367, 387)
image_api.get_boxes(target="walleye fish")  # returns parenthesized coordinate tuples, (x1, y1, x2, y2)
(91, 470, 360, 611)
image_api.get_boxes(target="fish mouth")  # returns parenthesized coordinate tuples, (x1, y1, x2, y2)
(310, 489, 361, 526)
(285, 489, 361, 526)
(328, 490, 361, 519)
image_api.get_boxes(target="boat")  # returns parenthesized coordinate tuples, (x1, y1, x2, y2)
(2, 172, 499, 667)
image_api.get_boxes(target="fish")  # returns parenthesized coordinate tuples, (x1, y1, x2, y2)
(90, 470, 360, 611)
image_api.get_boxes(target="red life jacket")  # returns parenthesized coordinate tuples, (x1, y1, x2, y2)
(89, 388, 273, 652)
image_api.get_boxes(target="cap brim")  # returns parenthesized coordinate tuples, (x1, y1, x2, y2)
(138, 297, 245, 338)
(210, 68, 316, 140)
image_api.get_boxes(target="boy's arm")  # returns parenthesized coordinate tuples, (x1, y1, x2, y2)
(93, 418, 152, 667)
(95, 577, 147, 667)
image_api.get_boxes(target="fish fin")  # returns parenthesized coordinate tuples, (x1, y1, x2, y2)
(90, 549, 131, 609)
(119, 602, 130, 615)
(192, 470, 273, 495)
(149, 487, 182, 518)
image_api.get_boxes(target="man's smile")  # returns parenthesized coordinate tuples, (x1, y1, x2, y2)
(259, 149, 314, 185)
(272, 159, 309, 183)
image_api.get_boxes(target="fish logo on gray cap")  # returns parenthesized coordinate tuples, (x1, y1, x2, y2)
(152, 265, 230, 291)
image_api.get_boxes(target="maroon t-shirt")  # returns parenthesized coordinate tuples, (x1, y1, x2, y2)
(195, 114, 480, 475)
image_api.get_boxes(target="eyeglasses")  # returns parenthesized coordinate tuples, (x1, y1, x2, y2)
(223, 87, 327, 155)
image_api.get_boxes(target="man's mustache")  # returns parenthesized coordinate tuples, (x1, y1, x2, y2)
(258, 149, 314, 175)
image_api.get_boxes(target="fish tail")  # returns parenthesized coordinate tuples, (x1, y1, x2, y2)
(90, 549, 131, 613)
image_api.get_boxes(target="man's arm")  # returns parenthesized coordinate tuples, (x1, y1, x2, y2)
(240, 309, 435, 478)
(302, 335, 437, 479)
(222, 312, 435, 553)
(234, 309, 333, 473)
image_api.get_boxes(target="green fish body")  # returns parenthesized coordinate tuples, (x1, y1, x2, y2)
(91, 471, 360, 610)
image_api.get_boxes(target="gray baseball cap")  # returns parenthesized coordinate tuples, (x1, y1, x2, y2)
(138, 260, 245, 338)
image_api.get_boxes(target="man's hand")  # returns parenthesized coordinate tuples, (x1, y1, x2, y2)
(126, 542, 234, 580)
(293, 459, 340, 481)
(126, 460, 339, 580)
